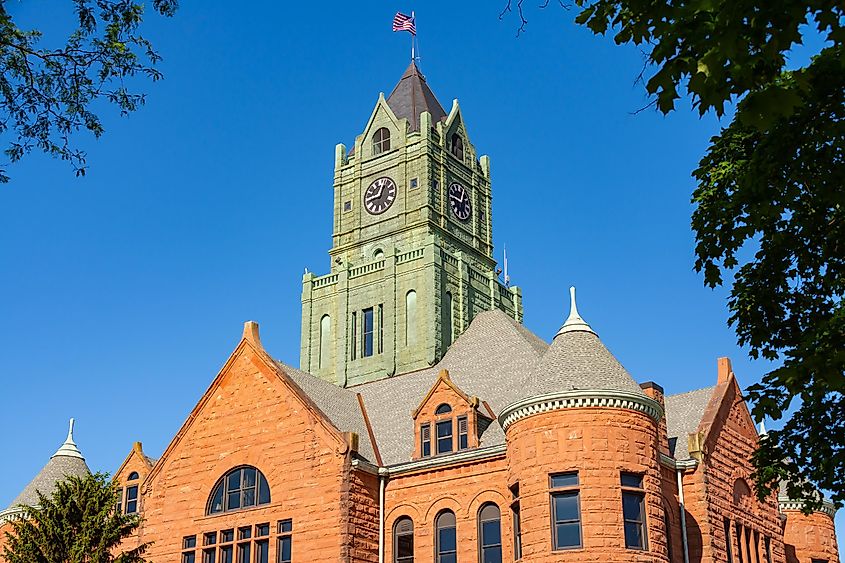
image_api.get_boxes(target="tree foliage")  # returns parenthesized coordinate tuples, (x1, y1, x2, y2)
(0, 0, 177, 182)
(502, 0, 844, 508)
(2, 472, 149, 563)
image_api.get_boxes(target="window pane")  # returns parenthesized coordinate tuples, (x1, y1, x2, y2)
(482, 546, 503, 563)
(396, 535, 413, 557)
(221, 530, 234, 543)
(459, 433, 468, 450)
(363, 308, 374, 357)
(243, 467, 256, 487)
(555, 522, 581, 548)
(237, 544, 250, 563)
(550, 473, 578, 488)
(183, 553, 196, 563)
(126, 485, 138, 501)
(625, 522, 644, 549)
(621, 473, 644, 488)
(126, 499, 138, 513)
(242, 487, 255, 507)
(221, 546, 233, 563)
(435, 404, 452, 415)
(238, 527, 251, 540)
(439, 555, 456, 563)
(203, 550, 216, 563)
(553, 492, 579, 522)
(228, 470, 241, 490)
(255, 540, 269, 563)
(278, 537, 291, 563)
(227, 491, 241, 510)
(258, 475, 271, 504)
(210, 483, 224, 513)
(256, 523, 270, 537)
(438, 526, 456, 552)
(436, 420, 452, 454)
(623, 492, 644, 521)
(184, 537, 197, 549)
(278, 519, 292, 533)
(482, 520, 501, 546)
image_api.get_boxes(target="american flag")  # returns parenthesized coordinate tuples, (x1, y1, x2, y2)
(392, 12, 416, 35)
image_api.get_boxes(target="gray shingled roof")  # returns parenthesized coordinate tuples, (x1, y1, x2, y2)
(385, 62, 447, 132)
(7, 454, 90, 510)
(664, 386, 716, 459)
(275, 361, 378, 463)
(354, 309, 546, 464)
(517, 330, 647, 400)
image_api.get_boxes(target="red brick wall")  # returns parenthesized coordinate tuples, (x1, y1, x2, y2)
(783, 510, 839, 563)
(384, 455, 511, 563)
(137, 342, 377, 563)
(506, 406, 668, 562)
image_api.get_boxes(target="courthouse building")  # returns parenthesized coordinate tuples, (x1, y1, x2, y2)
(1, 62, 839, 563)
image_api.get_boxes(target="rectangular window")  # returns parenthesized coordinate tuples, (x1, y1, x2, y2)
(256, 523, 270, 537)
(725, 518, 734, 563)
(736, 523, 745, 563)
(183, 553, 196, 563)
(115, 487, 123, 514)
(343, 200, 352, 212)
(550, 472, 581, 550)
(745, 526, 753, 563)
(436, 419, 453, 454)
(221, 530, 234, 543)
(255, 540, 269, 563)
(410, 178, 418, 189)
(457, 415, 468, 450)
(765, 537, 772, 563)
(351, 312, 357, 360)
(202, 550, 216, 563)
(220, 546, 233, 563)
(621, 473, 648, 550)
(183, 535, 197, 563)
(204, 532, 217, 546)
(510, 483, 522, 560)
(277, 519, 293, 563)
(362, 307, 374, 357)
(125, 485, 138, 514)
(421, 423, 431, 457)
(754, 530, 761, 563)
(378, 304, 384, 354)
(236, 543, 250, 563)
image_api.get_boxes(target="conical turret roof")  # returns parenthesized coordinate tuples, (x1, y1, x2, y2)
(4, 419, 90, 511)
(521, 287, 647, 398)
(385, 62, 447, 132)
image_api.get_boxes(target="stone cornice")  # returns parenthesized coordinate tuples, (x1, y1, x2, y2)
(498, 390, 664, 431)
(350, 445, 508, 478)
(778, 497, 838, 518)
(660, 452, 698, 470)
(0, 507, 26, 526)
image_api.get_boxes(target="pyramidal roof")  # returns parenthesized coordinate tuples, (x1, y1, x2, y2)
(385, 61, 447, 132)
(4, 419, 90, 512)
(520, 287, 647, 398)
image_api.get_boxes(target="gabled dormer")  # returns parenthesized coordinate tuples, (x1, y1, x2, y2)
(411, 369, 492, 460)
(113, 441, 155, 516)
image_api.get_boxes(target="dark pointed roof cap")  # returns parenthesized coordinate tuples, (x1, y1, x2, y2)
(4, 419, 90, 512)
(385, 62, 447, 132)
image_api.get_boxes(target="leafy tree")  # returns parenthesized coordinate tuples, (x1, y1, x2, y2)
(0, 0, 178, 183)
(2, 473, 149, 563)
(501, 0, 844, 507)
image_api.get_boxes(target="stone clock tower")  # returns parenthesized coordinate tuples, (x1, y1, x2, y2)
(301, 62, 522, 387)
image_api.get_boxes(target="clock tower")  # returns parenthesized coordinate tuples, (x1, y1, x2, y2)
(300, 62, 523, 386)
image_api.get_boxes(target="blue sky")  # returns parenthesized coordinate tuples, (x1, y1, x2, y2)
(1, 0, 840, 545)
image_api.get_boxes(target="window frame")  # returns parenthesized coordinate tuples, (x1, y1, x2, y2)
(393, 516, 414, 563)
(420, 423, 431, 457)
(362, 307, 374, 357)
(450, 135, 464, 160)
(125, 484, 139, 514)
(373, 127, 391, 155)
(435, 419, 453, 455)
(621, 472, 648, 551)
(510, 483, 522, 561)
(549, 472, 582, 550)
(206, 466, 271, 515)
(276, 519, 292, 563)
(477, 503, 502, 563)
(434, 510, 457, 563)
(457, 415, 468, 450)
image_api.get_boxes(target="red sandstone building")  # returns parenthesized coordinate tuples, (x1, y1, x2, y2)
(1, 65, 839, 563)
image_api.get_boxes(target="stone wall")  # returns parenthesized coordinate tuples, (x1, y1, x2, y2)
(783, 510, 839, 563)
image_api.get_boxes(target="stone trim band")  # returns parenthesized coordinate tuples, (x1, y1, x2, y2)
(498, 389, 664, 431)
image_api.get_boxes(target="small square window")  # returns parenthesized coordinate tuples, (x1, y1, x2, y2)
(221, 529, 234, 543)
(183, 536, 197, 549)
(410, 178, 418, 189)
(621, 473, 644, 488)
(278, 519, 293, 533)
(203, 532, 216, 546)
(343, 200, 352, 212)
(256, 523, 270, 537)
(237, 527, 251, 540)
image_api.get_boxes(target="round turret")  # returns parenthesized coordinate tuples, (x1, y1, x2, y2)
(500, 288, 668, 562)
(780, 483, 839, 563)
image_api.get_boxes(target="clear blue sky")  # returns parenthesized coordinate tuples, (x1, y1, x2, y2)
(1, 0, 840, 544)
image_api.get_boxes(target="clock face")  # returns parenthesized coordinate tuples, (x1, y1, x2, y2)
(448, 182, 472, 222)
(363, 177, 397, 215)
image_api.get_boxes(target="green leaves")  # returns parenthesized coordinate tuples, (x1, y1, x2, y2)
(0, 0, 178, 182)
(2, 473, 150, 563)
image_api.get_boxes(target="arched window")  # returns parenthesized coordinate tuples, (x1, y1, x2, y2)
(319, 314, 331, 369)
(443, 292, 453, 348)
(207, 466, 271, 515)
(374, 248, 385, 260)
(127, 471, 139, 481)
(478, 503, 502, 563)
(393, 517, 414, 563)
(435, 510, 457, 563)
(450, 135, 464, 160)
(405, 290, 417, 346)
(435, 403, 452, 415)
(373, 127, 391, 155)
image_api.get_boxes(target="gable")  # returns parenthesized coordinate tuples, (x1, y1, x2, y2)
(412, 369, 477, 420)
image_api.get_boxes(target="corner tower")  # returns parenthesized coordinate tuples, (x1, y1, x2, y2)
(301, 62, 523, 387)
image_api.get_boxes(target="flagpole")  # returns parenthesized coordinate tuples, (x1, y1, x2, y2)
(411, 11, 415, 62)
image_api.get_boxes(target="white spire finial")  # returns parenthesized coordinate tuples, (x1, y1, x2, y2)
(52, 418, 84, 460)
(555, 286, 596, 337)
(759, 420, 768, 437)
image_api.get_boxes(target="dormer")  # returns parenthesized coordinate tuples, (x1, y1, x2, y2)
(411, 369, 492, 460)
(113, 441, 156, 515)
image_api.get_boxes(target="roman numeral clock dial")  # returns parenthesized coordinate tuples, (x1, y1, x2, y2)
(449, 182, 472, 222)
(363, 177, 398, 215)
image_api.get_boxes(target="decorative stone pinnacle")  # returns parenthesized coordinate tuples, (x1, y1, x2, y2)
(52, 418, 84, 460)
(556, 286, 596, 337)
(759, 420, 768, 437)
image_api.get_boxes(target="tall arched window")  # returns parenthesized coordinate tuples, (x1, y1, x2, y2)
(393, 517, 414, 563)
(435, 510, 457, 563)
(207, 466, 271, 515)
(405, 290, 417, 346)
(443, 292, 453, 348)
(319, 314, 331, 369)
(478, 503, 502, 563)
(373, 127, 391, 155)
(450, 135, 464, 160)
